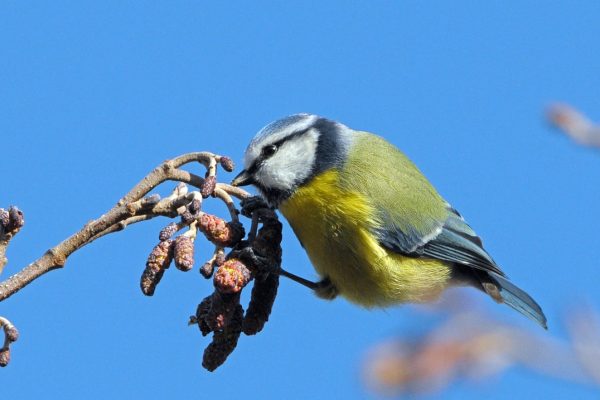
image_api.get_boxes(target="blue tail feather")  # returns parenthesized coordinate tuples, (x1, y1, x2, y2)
(489, 272, 547, 329)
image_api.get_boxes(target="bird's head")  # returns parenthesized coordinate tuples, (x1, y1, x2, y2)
(231, 114, 352, 207)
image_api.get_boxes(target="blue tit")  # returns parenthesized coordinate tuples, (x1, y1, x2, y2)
(232, 114, 547, 328)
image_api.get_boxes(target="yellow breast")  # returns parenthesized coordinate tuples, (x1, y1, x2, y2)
(279, 169, 452, 307)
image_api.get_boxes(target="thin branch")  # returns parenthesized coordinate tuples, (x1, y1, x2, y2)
(213, 187, 240, 222)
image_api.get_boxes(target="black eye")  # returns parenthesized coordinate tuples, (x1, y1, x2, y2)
(261, 144, 278, 158)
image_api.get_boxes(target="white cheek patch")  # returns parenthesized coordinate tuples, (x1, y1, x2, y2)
(255, 129, 319, 190)
(244, 114, 318, 169)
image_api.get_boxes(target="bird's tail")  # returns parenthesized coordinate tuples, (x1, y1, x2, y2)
(484, 272, 547, 329)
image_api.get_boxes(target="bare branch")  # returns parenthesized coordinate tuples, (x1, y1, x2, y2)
(0, 153, 246, 302)
(0, 150, 317, 370)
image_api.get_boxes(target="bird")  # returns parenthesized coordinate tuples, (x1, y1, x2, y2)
(231, 114, 547, 329)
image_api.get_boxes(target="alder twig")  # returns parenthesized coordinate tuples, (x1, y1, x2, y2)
(0, 151, 316, 370)
(0, 152, 235, 302)
(0, 316, 18, 367)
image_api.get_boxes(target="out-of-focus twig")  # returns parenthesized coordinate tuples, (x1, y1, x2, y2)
(363, 295, 600, 396)
(547, 103, 600, 148)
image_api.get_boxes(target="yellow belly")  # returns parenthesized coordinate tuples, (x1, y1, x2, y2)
(279, 170, 452, 307)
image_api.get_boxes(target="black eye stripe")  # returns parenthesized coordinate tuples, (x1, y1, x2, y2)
(270, 128, 310, 149)
(248, 127, 312, 173)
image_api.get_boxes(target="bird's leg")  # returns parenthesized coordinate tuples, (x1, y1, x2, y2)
(234, 245, 338, 298)
(237, 196, 339, 298)
(279, 270, 338, 299)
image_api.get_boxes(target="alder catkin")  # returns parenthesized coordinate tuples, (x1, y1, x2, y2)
(174, 235, 195, 271)
(201, 176, 217, 198)
(198, 214, 244, 247)
(219, 156, 235, 172)
(140, 239, 174, 296)
(213, 259, 252, 294)
(0, 348, 10, 367)
(159, 222, 179, 241)
(243, 272, 279, 335)
(5, 326, 19, 343)
(202, 304, 243, 372)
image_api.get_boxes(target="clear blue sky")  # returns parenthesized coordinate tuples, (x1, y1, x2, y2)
(2, 2, 600, 399)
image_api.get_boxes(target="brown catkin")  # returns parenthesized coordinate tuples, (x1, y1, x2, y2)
(140, 239, 174, 296)
(199, 214, 245, 247)
(174, 235, 195, 271)
(5, 207, 24, 235)
(200, 262, 214, 279)
(0, 348, 10, 367)
(5, 326, 19, 343)
(159, 222, 179, 241)
(243, 272, 279, 335)
(202, 304, 243, 372)
(219, 156, 235, 172)
(205, 291, 241, 332)
(213, 259, 252, 294)
(201, 176, 217, 198)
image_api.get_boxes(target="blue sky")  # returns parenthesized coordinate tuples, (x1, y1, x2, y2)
(2, 2, 600, 399)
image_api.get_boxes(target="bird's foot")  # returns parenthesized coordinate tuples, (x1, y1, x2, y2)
(313, 277, 339, 300)
(231, 243, 278, 277)
(240, 196, 271, 218)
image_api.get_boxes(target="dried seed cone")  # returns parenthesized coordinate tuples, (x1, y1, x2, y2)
(140, 239, 174, 296)
(5, 326, 19, 343)
(174, 235, 195, 271)
(202, 304, 243, 372)
(159, 222, 179, 241)
(214, 259, 252, 294)
(0, 348, 10, 367)
(199, 214, 245, 247)
(201, 176, 217, 198)
(243, 272, 279, 335)
(219, 156, 235, 172)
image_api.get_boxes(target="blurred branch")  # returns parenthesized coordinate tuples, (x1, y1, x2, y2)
(363, 295, 600, 396)
(547, 104, 600, 148)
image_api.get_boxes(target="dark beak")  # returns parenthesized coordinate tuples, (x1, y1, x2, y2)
(231, 169, 255, 187)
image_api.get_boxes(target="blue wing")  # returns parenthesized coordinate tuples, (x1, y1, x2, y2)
(378, 206, 505, 277)
(377, 206, 547, 329)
